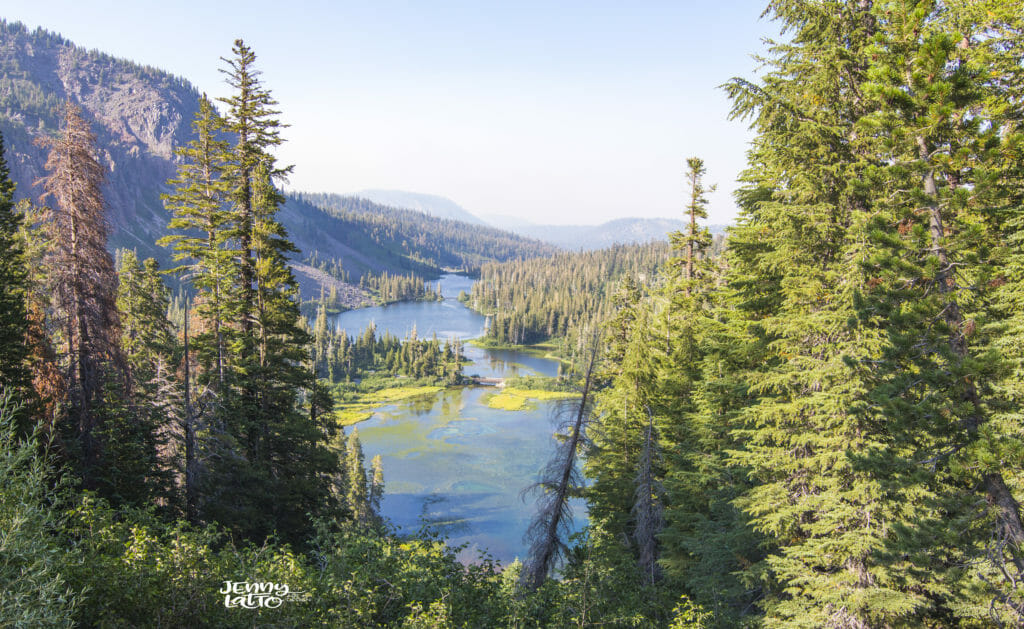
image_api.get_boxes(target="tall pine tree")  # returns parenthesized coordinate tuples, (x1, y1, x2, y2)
(0, 132, 31, 430)
(720, 2, 938, 625)
(190, 42, 340, 543)
(852, 2, 1024, 621)
(159, 94, 233, 387)
(35, 102, 127, 492)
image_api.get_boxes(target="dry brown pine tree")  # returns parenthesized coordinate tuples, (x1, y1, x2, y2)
(35, 101, 126, 488)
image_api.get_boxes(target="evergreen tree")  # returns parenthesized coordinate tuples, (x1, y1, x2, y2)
(113, 251, 178, 508)
(585, 155, 763, 623)
(585, 301, 661, 559)
(167, 41, 341, 544)
(14, 200, 65, 439)
(218, 39, 290, 340)
(718, 2, 936, 625)
(159, 94, 233, 386)
(852, 3, 1024, 621)
(346, 428, 370, 525)
(117, 251, 176, 378)
(313, 297, 329, 377)
(981, 2, 1024, 617)
(369, 454, 385, 519)
(678, 157, 713, 292)
(0, 132, 31, 432)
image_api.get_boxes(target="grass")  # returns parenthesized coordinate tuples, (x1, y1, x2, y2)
(334, 385, 443, 426)
(362, 385, 444, 403)
(482, 387, 578, 411)
(336, 406, 377, 426)
(331, 374, 576, 425)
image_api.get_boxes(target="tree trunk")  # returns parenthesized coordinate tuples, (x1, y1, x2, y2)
(183, 302, 197, 523)
(918, 134, 1024, 575)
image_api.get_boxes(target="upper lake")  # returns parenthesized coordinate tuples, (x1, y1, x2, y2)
(332, 274, 585, 564)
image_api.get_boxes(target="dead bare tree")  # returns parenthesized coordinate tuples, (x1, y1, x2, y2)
(632, 405, 664, 585)
(520, 334, 600, 591)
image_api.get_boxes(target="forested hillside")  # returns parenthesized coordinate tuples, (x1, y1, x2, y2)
(0, 19, 199, 262)
(352, 188, 486, 225)
(294, 191, 558, 275)
(467, 240, 694, 345)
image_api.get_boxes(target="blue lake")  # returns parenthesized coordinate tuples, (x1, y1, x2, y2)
(332, 274, 584, 564)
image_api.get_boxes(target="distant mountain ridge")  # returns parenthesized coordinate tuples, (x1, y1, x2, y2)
(286, 192, 556, 276)
(0, 20, 553, 303)
(352, 189, 485, 225)
(481, 214, 727, 250)
(346, 187, 729, 251)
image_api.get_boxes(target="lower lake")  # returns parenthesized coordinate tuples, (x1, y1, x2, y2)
(332, 274, 586, 564)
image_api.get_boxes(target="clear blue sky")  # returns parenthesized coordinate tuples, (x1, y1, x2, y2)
(4, 1, 776, 225)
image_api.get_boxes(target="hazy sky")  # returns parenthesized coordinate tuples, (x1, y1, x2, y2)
(5, 1, 775, 225)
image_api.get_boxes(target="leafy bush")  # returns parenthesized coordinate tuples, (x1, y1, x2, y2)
(0, 389, 77, 628)
(60, 500, 520, 628)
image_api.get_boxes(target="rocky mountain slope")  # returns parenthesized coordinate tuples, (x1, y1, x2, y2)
(0, 20, 199, 261)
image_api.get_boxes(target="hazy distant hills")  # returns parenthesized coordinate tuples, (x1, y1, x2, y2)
(352, 189, 486, 226)
(348, 191, 727, 251)
(481, 214, 727, 250)
(0, 20, 553, 301)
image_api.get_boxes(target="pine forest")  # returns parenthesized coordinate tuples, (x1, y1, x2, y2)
(1, 2, 1024, 627)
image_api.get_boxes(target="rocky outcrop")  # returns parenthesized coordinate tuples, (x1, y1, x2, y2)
(290, 263, 374, 309)
(0, 21, 199, 263)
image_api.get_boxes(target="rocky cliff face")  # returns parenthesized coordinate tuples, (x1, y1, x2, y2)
(0, 20, 200, 262)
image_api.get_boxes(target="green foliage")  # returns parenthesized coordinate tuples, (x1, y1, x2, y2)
(575, 2, 1024, 627)
(345, 429, 371, 525)
(554, 528, 677, 627)
(470, 241, 670, 345)
(845, 3, 1024, 623)
(6, 6, 1024, 628)
(585, 156, 765, 626)
(157, 41, 345, 546)
(314, 315, 465, 385)
(0, 132, 31, 430)
(109, 250, 177, 509)
(58, 495, 518, 628)
(0, 390, 77, 628)
(158, 94, 234, 385)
